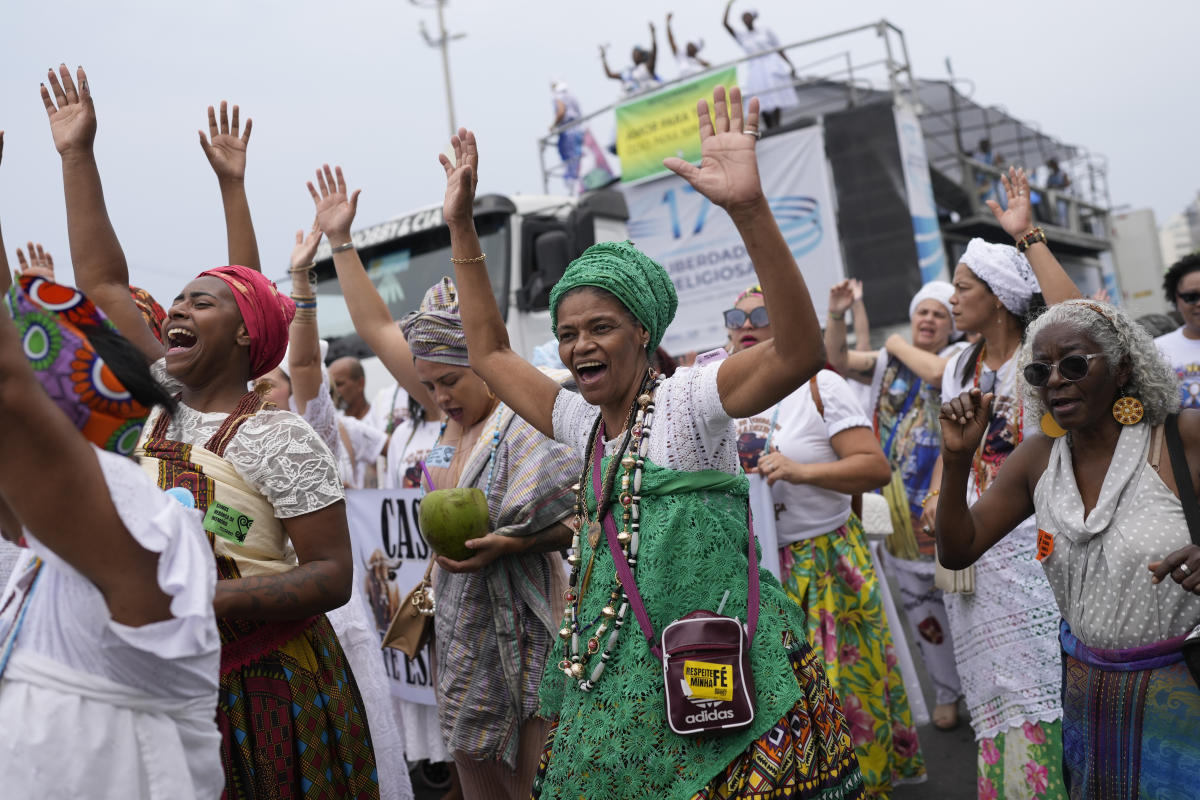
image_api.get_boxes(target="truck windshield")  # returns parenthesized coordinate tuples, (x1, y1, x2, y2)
(305, 213, 510, 339)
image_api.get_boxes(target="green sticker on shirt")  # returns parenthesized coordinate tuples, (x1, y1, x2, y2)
(203, 501, 253, 545)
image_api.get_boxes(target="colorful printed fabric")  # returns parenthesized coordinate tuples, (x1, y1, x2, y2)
(129, 285, 167, 343)
(780, 514, 926, 796)
(975, 721, 1065, 800)
(874, 355, 942, 557)
(6, 275, 150, 456)
(399, 277, 470, 367)
(218, 614, 380, 800)
(533, 634, 866, 800)
(1060, 622, 1200, 799)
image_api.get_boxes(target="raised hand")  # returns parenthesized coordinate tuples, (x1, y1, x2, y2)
(16, 243, 55, 280)
(987, 166, 1035, 240)
(199, 101, 252, 183)
(828, 279, 855, 315)
(939, 388, 992, 460)
(439, 128, 479, 229)
(307, 165, 361, 243)
(663, 86, 764, 215)
(41, 65, 95, 156)
(850, 278, 864, 302)
(290, 220, 323, 272)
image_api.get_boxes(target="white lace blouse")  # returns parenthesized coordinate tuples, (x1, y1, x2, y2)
(150, 360, 343, 517)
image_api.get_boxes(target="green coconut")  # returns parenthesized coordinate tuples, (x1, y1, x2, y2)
(418, 487, 490, 561)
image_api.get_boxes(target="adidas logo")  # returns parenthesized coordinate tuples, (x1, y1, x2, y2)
(684, 707, 736, 724)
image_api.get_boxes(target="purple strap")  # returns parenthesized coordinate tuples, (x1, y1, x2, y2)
(593, 422, 760, 662)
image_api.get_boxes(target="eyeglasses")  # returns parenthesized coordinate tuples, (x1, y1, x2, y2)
(1177, 291, 1200, 306)
(1022, 353, 1103, 387)
(724, 307, 769, 329)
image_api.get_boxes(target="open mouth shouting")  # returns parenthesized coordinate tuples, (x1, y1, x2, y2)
(574, 359, 609, 387)
(165, 326, 198, 355)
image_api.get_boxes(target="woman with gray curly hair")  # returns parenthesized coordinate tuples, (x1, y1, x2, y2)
(935, 298, 1200, 796)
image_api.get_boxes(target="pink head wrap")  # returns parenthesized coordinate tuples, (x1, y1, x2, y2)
(196, 265, 296, 379)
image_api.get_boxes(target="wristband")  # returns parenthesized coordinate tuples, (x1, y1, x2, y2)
(330, 241, 355, 254)
(449, 253, 487, 264)
(1016, 227, 1046, 253)
(828, 311, 846, 323)
(289, 262, 315, 273)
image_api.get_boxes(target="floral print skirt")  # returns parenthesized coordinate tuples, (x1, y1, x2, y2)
(976, 720, 1065, 800)
(780, 514, 925, 798)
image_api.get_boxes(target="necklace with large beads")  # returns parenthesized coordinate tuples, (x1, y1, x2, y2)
(558, 378, 659, 691)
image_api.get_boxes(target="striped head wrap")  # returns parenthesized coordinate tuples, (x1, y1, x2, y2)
(549, 240, 678, 353)
(400, 278, 470, 367)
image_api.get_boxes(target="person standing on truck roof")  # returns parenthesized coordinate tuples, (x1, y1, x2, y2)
(549, 79, 585, 190)
(723, 0, 797, 130)
(666, 12, 711, 78)
(600, 21, 662, 96)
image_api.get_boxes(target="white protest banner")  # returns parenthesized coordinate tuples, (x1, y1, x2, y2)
(345, 488, 438, 706)
(622, 125, 844, 355)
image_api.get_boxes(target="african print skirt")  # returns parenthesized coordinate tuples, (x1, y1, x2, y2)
(1059, 621, 1200, 800)
(532, 636, 866, 800)
(780, 515, 925, 797)
(217, 613, 380, 800)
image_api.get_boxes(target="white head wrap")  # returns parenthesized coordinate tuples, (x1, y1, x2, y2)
(908, 280, 955, 320)
(959, 238, 1040, 316)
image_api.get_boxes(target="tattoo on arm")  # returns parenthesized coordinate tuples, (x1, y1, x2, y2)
(216, 561, 342, 620)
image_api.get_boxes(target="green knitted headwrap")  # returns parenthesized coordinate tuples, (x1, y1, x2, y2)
(548, 240, 678, 353)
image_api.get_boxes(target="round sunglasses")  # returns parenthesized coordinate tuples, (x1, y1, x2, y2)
(724, 307, 770, 329)
(1022, 353, 1102, 387)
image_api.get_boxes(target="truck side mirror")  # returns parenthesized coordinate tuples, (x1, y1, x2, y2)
(519, 230, 571, 311)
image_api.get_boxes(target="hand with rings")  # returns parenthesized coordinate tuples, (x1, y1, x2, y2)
(1149, 544, 1200, 594)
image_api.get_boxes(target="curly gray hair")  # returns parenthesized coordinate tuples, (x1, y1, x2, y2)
(1019, 299, 1180, 426)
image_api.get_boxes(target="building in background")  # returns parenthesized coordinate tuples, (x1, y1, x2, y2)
(1160, 193, 1200, 267)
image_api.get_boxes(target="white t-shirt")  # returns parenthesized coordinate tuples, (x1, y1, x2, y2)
(338, 414, 389, 489)
(0, 447, 222, 799)
(866, 342, 969, 418)
(675, 53, 706, 78)
(385, 418, 443, 490)
(364, 383, 411, 434)
(736, 370, 872, 543)
(1155, 327, 1200, 410)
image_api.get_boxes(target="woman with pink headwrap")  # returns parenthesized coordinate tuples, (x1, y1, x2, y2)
(41, 65, 378, 798)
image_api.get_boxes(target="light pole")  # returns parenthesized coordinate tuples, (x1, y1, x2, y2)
(411, 0, 465, 138)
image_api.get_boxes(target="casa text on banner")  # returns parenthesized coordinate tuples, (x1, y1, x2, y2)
(345, 488, 438, 706)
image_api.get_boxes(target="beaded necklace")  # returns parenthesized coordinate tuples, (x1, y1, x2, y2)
(971, 344, 1022, 498)
(427, 400, 506, 496)
(559, 374, 662, 692)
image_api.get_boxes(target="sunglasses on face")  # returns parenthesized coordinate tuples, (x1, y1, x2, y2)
(724, 307, 770, 329)
(1178, 291, 1200, 306)
(1022, 353, 1103, 387)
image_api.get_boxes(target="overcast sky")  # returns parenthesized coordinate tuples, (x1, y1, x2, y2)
(2, 0, 1196, 305)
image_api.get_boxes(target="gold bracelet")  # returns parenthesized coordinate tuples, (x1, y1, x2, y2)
(288, 262, 315, 273)
(449, 253, 486, 264)
(921, 489, 940, 508)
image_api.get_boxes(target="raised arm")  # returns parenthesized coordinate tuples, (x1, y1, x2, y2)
(308, 165, 436, 416)
(0, 132, 8, 297)
(16, 243, 57, 281)
(199, 101, 260, 269)
(988, 166, 1081, 305)
(0, 301, 171, 627)
(933, 388, 1042, 567)
(884, 334, 952, 387)
(647, 21, 659, 77)
(599, 46, 621, 81)
(664, 87, 824, 417)
(666, 12, 680, 58)
(443, 131, 562, 438)
(722, 0, 738, 38)
(824, 280, 877, 383)
(42, 66, 163, 361)
(287, 222, 324, 414)
(850, 278, 870, 347)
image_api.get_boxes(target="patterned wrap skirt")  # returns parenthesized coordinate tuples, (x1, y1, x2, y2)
(533, 632, 865, 799)
(1059, 621, 1200, 800)
(780, 514, 925, 797)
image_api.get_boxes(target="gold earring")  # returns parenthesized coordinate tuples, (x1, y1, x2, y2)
(1040, 412, 1067, 438)
(1112, 394, 1144, 426)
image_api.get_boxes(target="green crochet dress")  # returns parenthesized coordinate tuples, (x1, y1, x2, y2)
(535, 457, 865, 799)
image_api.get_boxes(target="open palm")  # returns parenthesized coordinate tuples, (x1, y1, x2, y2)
(439, 128, 479, 228)
(663, 86, 764, 212)
(986, 166, 1034, 240)
(308, 165, 360, 242)
(41, 65, 96, 155)
(199, 101, 252, 181)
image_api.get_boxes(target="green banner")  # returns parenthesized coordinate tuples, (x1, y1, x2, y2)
(615, 68, 738, 183)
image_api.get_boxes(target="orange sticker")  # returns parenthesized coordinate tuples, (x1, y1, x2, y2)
(1036, 529, 1055, 561)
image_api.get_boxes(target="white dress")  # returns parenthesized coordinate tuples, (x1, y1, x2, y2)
(940, 350, 1062, 740)
(735, 27, 796, 113)
(0, 447, 222, 799)
(294, 381, 416, 800)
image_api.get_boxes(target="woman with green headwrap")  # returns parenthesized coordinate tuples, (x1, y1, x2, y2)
(444, 86, 866, 800)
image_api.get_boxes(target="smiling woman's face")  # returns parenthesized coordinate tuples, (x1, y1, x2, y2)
(555, 287, 649, 410)
(163, 276, 249, 385)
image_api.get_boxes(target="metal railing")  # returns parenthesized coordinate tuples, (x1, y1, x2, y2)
(538, 19, 917, 192)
